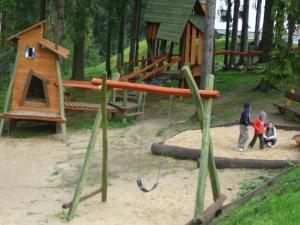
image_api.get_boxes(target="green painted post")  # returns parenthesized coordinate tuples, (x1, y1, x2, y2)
(67, 73, 120, 221)
(101, 73, 108, 202)
(0, 47, 20, 137)
(182, 66, 221, 222)
(56, 59, 67, 143)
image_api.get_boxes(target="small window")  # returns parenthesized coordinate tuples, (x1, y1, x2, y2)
(25, 46, 36, 59)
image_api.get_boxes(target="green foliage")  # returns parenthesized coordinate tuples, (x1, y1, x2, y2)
(210, 166, 300, 225)
(265, 46, 300, 89)
(238, 174, 270, 197)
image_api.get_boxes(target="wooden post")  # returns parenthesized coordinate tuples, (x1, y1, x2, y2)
(56, 59, 67, 143)
(101, 73, 108, 202)
(0, 47, 19, 137)
(182, 66, 221, 222)
(67, 73, 120, 221)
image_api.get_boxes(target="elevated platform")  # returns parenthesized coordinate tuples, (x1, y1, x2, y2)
(1, 110, 66, 122)
(64, 101, 119, 113)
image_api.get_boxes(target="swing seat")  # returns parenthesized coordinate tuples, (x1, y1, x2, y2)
(137, 179, 159, 193)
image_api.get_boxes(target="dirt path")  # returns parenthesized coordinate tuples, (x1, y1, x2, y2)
(0, 119, 279, 225)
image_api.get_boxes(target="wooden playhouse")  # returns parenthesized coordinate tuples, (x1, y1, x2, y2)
(0, 20, 69, 140)
(144, 0, 206, 85)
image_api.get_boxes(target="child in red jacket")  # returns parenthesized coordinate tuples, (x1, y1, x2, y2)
(248, 111, 267, 150)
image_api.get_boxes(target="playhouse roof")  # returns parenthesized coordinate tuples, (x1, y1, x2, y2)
(144, 0, 205, 43)
(7, 20, 47, 43)
(39, 39, 70, 59)
(7, 20, 70, 59)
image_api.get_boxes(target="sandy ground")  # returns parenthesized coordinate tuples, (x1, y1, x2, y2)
(0, 120, 283, 225)
(165, 125, 300, 160)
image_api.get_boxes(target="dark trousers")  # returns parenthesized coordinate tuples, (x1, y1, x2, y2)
(249, 134, 264, 149)
(264, 138, 277, 146)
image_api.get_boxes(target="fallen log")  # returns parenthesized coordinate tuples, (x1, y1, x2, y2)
(151, 143, 300, 169)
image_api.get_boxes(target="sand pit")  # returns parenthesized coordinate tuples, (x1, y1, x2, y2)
(165, 125, 300, 160)
(0, 121, 284, 225)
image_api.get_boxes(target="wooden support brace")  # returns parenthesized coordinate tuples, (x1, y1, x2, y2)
(56, 59, 67, 143)
(67, 73, 120, 221)
(62, 188, 102, 209)
(0, 46, 20, 137)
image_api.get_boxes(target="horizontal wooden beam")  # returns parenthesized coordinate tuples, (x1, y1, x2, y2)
(215, 51, 263, 56)
(62, 80, 100, 90)
(91, 79, 220, 98)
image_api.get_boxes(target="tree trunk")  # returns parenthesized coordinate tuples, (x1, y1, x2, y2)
(54, 0, 65, 46)
(260, 0, 274, 62)
(254, 0, 262, 50)
(224, 0, 232, 68)
(201, 0, 217, 88)
(135, 0, 142, 66)
(117, 14, 126, 73)
(287, 12, 295, 49)
(229, 0, 240, 67)
(40, 0, 46, 21)
(128, 0, 140, 73)
(239, 0, 249, 65)
(106, 4, 113, 78)
(72, 39, 85, 80)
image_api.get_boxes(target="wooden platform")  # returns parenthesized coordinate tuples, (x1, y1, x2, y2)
(1, 110, 66, 122)
(64, 101, 119, 113)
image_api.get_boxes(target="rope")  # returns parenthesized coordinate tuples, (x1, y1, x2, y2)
(136, 93, 173, 193)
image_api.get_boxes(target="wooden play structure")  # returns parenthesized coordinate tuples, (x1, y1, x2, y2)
(118, 0, 207, 86)
(0, 20, 69, 141)
(63, 66, 225, 224)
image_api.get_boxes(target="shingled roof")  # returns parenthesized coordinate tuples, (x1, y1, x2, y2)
(144, 0, 205, 43)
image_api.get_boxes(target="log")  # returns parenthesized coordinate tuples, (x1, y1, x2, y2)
(151, 143, 300, 169)
(199, 194, 227, 224)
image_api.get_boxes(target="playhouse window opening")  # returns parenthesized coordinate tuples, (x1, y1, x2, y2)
(25, 75, 46, 103)
(25, 47, 36, 59)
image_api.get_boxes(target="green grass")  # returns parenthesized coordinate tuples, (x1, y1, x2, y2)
(210, 166, 300, 225)
(238, 174, 270, 198)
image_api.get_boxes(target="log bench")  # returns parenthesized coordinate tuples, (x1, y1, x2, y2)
(273, 92, 300, 120)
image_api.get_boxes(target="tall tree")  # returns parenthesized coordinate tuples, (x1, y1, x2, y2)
(53, 0, 65, 46)
(229, 0, 240, 67)
(135, 0, 142, 65)
(239, 0, 250, 65)
(116, 0, 130, 72)
(40, 0, 46, 21)
(254, 0, 262, 50)
(201, 0, 217, 87)
(70, 1, 89, 80)
(105, 3, 113, 77)
(260, 0, 275, 62)
(287, 0, 300, 49)
(128, 0, 141, 73)
(224, 0, 232, 68)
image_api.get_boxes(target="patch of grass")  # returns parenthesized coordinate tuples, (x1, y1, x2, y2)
(210, 166, 300, 225)
(238, 174, 270, 198)
(54, 211, 68, 221)
(156, 128, 165, 137)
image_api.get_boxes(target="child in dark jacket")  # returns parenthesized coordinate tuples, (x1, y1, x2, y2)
(249, 111, 267, 150)
(237, 102, 251, 151)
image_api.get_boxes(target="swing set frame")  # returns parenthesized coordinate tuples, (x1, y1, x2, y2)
(64, 66, 224, 224)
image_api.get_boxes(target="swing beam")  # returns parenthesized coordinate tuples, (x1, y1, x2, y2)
(91, 78, 220, 98)
(66, 66, 223, 223)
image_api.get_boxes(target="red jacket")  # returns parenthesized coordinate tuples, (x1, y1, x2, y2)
(252, 118, 265, 134)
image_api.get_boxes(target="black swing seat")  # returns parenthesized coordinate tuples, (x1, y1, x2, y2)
(137, 179, 159, 193)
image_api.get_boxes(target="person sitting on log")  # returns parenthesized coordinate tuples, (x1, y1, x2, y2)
(237, 102, 251, 152)
(263, 122, 277, 148)
(248, 111, 267, 150)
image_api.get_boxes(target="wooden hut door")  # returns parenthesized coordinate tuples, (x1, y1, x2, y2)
(20, 71, 50, 106)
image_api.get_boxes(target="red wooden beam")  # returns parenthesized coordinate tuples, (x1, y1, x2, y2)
(62, 80, 100, 90)
(120, 55, 168, 81)
(91, 79, 220, 98)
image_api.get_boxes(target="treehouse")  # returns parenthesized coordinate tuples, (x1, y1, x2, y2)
(0, 20, 69, 137)
(144, 0, 207, 84)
